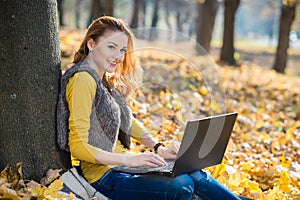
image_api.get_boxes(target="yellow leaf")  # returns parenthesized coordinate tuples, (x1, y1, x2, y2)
(0, 182, 17, 196)
(27, 181, 44, 198)
(210, 164, 227, 178)
(0, 165, 12, 180)
(240, 64, 248, 70)
(143, 117, 152, 126)
(277, 171, 292, 193)
(241, 163, 252, 171)
(43, 180, 66, 199)
(264, 186, 281, 200)
(198, 87, 208, 95)
(48, 179, 64, 192)
(210, 100, 222, 114)
(279, 156, 291, 168)
(0, 193, 21, 200)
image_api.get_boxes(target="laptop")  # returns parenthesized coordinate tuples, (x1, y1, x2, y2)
(116, 112, 238, 177)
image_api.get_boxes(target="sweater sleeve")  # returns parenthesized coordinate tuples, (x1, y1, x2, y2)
(130, 118, 149, 143)
(66, 72, 99, 164)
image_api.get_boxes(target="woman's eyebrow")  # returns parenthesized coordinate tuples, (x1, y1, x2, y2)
(108, 41, 127, 49)
(108, 41, 117, 46)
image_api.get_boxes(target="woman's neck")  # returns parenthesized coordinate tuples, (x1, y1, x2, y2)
(85, 57, 105, 79)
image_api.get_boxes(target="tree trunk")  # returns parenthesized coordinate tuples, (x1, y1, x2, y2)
(87, 0, 102, 27)
(196, 0, 218, 54)
(149, 0, 159, 41)
(220, 0, 240, 65)
(93, 0, 101, 17)
(130, 0, 141, 29)
(0, 0, 71, 179)
(142, 0, 147, 27)
(273, 4, 296, 73)
(75, 0, 82, 29)
(176, 12, 183, 33)
(103, 0, 114, 16)
(57, 0, 65, 26)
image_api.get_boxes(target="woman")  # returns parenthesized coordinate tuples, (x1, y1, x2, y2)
(57, 16, 244, 200)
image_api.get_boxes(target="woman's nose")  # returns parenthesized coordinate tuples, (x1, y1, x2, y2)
(113, 51, 124, 61)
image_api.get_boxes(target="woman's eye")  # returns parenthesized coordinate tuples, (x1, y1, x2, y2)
(121, 49, 127, 53)
(108, 45, 115, 49)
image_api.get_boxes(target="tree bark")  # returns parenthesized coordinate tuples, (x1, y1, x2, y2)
(220, 0, 240, 65)
(0, 0, 71, 179)
(273, 4, 296, 73)
(196, 0, 218, 54)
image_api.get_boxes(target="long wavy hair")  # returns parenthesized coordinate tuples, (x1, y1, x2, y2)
(73, 16, 142, 98)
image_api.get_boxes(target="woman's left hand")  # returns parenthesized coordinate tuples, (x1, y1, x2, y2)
(157, 144, 179, 160)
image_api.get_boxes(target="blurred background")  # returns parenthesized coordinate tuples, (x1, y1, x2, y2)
(57, 0, 300, 74)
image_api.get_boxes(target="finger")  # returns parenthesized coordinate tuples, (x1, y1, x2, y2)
(144, 161, 161, 167)
(148, 154, 167, 166)
(163, 149, 177, 160)
(167, 154, 177, 160)
(166, 146, 178, 156)
(172, 145, 179, 153)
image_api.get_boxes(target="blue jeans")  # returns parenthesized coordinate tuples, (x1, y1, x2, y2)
(91, 168, 239, 200)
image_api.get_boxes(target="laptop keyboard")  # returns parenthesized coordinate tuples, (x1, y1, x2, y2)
(152, 161, 174, 172)
(116, 161, 175, 174)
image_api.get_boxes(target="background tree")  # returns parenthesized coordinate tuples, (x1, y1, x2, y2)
(88, 0, 115, 27)
(88, 0, 102, 26)
(220, 0, 241, 65)
(149, 0, 160, 41)
(273, 1, 298, 73)
(264, 0, 280, 45)
(0, 0, 71, 178)
(161, 0, 196, 40)
(196, 0, 218, 54)
(130, 0, 147, 39)
(57, 0, 65, 26)
(103, 0, 114, 16)
(75, 0, 83, 29)
(130, 0, 141, 29)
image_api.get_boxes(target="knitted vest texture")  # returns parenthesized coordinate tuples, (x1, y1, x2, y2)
(56, 60, 132, 152)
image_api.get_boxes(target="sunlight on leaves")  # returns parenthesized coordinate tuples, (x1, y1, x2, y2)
(5, 29, 299, 199)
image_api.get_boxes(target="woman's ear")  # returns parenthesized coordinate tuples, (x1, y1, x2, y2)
(87, 38, 95, 51)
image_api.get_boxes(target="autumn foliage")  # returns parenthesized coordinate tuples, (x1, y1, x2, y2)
(1, 29, 299, 199)
(0, 163, 75, 199)
(130, 55, 300, 200)
(60, 29, 300, 199)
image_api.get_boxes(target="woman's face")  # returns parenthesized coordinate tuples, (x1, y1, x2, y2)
(88, 30, 128, 74)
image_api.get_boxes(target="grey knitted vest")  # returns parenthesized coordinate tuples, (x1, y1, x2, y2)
(56, 60, 132, 152)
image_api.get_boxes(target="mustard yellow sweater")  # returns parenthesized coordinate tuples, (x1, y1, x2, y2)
(66, 72, 147, 183)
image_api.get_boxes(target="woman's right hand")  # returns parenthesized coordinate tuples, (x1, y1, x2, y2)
(125, 152, 167, 167)
(95, 148, 166, 167)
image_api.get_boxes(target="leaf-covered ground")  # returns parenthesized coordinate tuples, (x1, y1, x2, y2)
(129, 56, 300, 200)
(58, 29, 300, 199)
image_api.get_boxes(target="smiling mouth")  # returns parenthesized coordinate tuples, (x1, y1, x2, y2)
(109, 60, 119, 67)
(109, 62, 117, 67)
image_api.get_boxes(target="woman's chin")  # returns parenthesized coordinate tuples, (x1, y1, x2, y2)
(105, 68, 116, 74)
(106, 65, 117, 73)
